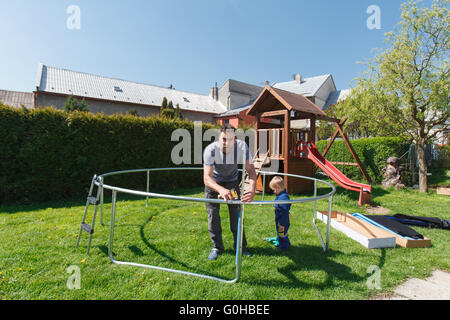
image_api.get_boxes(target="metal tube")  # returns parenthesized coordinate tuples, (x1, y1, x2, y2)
(326, 195, 333, 252)
(313, 179, 317, 224)
(76, 175, 96, 248)
(86, 184, 102, 255)
(146, 170, 149, 208)
(234, 149, 247, 281)
(262, 173, 266, 201)
(108, 190, 117, 259)
(82, 167, 336, 284)
(100, 177, 104, 226)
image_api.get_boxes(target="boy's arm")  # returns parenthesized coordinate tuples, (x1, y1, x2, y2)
(274, 193, 291, 212)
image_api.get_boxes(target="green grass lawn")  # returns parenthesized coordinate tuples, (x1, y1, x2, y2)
(0, 175, 449, 300)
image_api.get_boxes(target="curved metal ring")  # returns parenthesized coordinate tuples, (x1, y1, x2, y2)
(91, 167, 335, 284)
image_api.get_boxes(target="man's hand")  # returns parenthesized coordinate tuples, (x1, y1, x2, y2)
(218, 187, 233, 201)
(241, 190, 255, 203)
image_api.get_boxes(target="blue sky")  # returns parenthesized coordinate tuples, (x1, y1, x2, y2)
(0, 0, 428, 95)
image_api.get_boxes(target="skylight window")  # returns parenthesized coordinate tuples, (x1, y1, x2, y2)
(183, 97, 190, 103)
(114, 86, 123, 92)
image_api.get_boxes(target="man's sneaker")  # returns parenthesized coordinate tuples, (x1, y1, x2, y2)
(208, 249, 221, 260)
(232, 248, 253, 257)
(242, 249, 253, 257)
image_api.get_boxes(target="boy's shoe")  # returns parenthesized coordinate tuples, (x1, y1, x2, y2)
(208, 249, 221, 261)
(264, 237, 280, 247)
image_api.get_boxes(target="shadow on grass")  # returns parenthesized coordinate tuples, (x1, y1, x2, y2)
(0, 186, 205, 215)
(242, 244, 365, 290)
(428, 168, 450, 187)
(98, 215, 229, 281)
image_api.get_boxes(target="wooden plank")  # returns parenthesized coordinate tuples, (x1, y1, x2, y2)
(437, 187, 450, 196)
(317, 211, 396, 249)
(259, 110, 287, 118)
(396, 237, 431, 248)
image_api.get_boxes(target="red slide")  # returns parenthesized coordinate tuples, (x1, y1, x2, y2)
(295, 140, 371, 206)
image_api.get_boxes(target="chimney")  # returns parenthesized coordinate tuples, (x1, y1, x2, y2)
(209, 82, 218, 100)
(295, 74, 302, 84)
(264, 80, 270, 87)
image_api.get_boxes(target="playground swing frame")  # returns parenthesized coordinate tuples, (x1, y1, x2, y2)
(77, 166, 336, 284)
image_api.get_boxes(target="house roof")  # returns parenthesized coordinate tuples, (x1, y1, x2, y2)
(272, 74, 332, 97)
(247, 86, 329, 119)
(324, 89, 352, 110)
(214, 102, 253, 118)
(0, 90, 34, 109)
(35, 63, 227, 114)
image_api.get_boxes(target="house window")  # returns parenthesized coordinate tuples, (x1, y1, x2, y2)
(224, 119, 230, 125)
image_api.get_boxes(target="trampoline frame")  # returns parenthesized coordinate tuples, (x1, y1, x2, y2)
(77, 166, 335, 284)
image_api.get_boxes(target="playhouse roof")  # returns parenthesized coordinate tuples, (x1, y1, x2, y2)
(246, 85, 335, 121)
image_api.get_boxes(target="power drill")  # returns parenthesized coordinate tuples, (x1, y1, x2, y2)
(218, 188, 239, 200)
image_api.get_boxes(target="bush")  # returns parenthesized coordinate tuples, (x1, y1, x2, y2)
(0, 104, 216, 204)
(315, 137, 411, 183)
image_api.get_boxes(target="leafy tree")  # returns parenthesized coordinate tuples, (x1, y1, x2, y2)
(63, 95, 90, 112)
(126, 109, 138, 116)
(161, 97, 168, 109)
(335, 0, 449, 193)
(174, 103, 182, 120)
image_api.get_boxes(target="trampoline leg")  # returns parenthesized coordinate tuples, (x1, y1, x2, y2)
(326, 196, 333, 252)
(146, 170, 150, 208)
(100, 177, 105, 226)
(234, 204, 244, 282)
(108, 190, 117, 259)
(86, 185, 102, 255)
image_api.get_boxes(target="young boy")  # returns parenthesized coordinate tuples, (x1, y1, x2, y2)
(265, 176, 291, 250)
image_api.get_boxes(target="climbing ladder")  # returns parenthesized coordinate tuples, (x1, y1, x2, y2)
(76, 174, 103, 255)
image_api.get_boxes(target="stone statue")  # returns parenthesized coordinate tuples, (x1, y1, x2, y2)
(382, 157, 405, 190)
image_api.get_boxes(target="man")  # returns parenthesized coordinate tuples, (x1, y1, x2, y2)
(203, 124, 257, 260)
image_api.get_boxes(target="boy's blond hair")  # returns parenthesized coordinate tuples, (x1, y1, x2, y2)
(269, 176, 285, 190)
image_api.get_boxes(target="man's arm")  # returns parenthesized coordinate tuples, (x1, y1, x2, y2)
(204, 165, 234, 201)
(240, 160, 257, 203)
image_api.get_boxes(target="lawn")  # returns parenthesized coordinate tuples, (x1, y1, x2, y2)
(0, 172, 449, 300)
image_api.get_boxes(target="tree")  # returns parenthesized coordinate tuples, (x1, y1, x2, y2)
(161, 97, 168, 109)
(337, 0, 449, 193)
(174, 103, 183, 120)
(63, 95, 90, 112)
(160, 97, 175, 118)
(126, 109, 138, 116)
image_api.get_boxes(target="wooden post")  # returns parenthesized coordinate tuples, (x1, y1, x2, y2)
(284, 110, 290, 189)
(255, 117, 260, 157)
(335, 124, 372, 184)
(310, 116, 316, 143)
(322, 118, 347, 158)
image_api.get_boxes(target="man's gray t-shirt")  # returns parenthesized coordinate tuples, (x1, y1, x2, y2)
(203, 139, 252, 183)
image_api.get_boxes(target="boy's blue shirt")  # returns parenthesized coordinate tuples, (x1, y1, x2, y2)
(274, 189, 290, 215)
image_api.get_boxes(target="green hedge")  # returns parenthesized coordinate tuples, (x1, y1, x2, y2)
(0, 105, 217, 204)
(315, 137, 411, 183)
